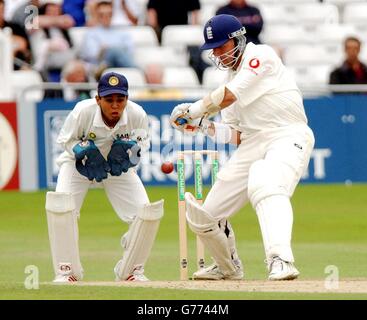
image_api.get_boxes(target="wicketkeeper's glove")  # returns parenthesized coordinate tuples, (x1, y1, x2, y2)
(73, 139, 110, 182)
(107, 138, 141, 176)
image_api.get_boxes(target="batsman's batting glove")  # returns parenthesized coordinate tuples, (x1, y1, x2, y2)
(170, 103, 208, 136)
(107, 138, 141, 176)
(73, 140, 110, 182)
(170, 103, 194, 132)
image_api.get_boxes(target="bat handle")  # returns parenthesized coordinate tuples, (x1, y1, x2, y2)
(176, 117, 188, 125)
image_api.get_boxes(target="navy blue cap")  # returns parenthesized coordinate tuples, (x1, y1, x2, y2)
(98, 72, 129, 97)
(201, 14, 245, 50)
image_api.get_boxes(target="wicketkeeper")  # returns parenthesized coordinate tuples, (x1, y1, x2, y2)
(45, 72, 163, 282)
(170, 15, 315, 281)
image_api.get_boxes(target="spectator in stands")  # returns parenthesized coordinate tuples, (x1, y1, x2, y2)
(147, 0, 200, 43)
(86, 0, 139, 27)
(329, 37, 367, 86)
(0, 0, 32, 69)
(29, 0, 75, 81)
(44, 59, 93, 100)
(216, 0, 263, 44)
(62, 0, 87, 27)
(136, 63, 183, 100)
(80, 0, 136, 79)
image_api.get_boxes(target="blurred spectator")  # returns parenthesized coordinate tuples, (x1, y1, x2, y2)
(147, 0, 200, 42)
(80, 0, 136, 79)
(216, 0, 263, 44)
(111, 0, 139, 26)
(4, 0, 28, 20)
(10, 0, 39, 27)
(62, 0, 87, 27)
(29, 0, 75, 80)
(86, 0, 139, 27)
(136, 63, 183, 100)
(0, 0, 32, 70)
(44, 59, 93, 100)
(329, 37, 367, 85)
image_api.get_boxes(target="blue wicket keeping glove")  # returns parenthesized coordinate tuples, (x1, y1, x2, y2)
(107, 138, 141, 176)
(72, 140, 110, 182)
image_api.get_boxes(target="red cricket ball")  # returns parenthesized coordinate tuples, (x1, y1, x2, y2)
(161, 161, 174, 174)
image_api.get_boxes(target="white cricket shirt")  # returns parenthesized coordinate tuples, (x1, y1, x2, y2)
(223, 42, 307, 135)
(56, 98, 150, 165)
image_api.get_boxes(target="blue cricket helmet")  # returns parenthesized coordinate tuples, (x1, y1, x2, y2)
(201, 14, 247, 50)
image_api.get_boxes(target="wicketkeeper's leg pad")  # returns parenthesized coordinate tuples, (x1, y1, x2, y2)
(185, 192, 236, 276)
(114, 199, 164, 281)
(45, 192, 83, 280)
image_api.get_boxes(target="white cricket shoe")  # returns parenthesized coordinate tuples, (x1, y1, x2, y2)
(268, 256, 300, 281)
(193, 260, 244, 280)
(53, 274, 79, 283)
(125, 265, 150, 282)
(53, 263, 79, 283)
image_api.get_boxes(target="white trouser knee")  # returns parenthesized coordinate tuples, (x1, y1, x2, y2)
(185, 192, 236, 276)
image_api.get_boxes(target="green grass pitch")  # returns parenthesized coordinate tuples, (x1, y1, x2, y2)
(0, 184, 366, 300)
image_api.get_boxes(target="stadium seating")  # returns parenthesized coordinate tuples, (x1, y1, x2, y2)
(134, 46, 189, 68)
(162, 67, 200, 87)
(161, 25, 203, 48)
(342, 3, 367, 25)
(200, 4, 217, 25)
(10, 70, 44, 102)
(258, 3, 339, 25)
(124, 26, 159, 47)
(69, 27, 88, 56)
(261, 24, 311, 46)
(288, 64, 333, 89)
(315, 24, 359, 44)
(283, 44, 343, 66)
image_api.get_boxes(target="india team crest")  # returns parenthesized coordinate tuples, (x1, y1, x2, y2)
(88, 132, 96, 140)
(109, 76, 119, 86)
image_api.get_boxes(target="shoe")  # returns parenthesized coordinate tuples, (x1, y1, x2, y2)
(193, 260, 244, 280)
(53, 274, 78, 283)
(125, 265, 149, 282)
(53, 262, 78, 283)
(268, 256, 300, 281)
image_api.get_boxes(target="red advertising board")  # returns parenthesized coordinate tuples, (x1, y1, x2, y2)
(0, 102, 19, 190)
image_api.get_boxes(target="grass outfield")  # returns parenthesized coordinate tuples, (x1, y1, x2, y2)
(0, 184, 366, 300)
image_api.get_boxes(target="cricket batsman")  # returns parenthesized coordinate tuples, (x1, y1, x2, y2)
(170, 14, 315, 280)
(45, 72, 164, 282)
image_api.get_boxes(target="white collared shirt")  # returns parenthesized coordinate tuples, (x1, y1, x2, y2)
(56, 98, 149, 165)
(222, 42, 307, 135)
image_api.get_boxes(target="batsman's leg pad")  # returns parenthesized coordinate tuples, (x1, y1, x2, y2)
(45, 192, 83, 280)
(256, 195, 295, 263)
(248, 159, 289, 208)
(219, 219, 241, 264)
(114, 199, 164, 281)
(185, 192, 236, 276)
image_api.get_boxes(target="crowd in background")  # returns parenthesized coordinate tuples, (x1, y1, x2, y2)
(0, 0, 366, 101)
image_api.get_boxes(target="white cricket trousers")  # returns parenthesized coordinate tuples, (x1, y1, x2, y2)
(202, 123, 315, 262)
(56, 161, 150, 223)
